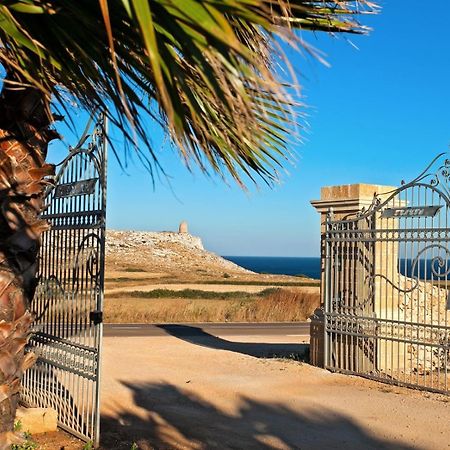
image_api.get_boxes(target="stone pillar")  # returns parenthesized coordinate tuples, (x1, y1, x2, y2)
(310, 184, 395, 368)
(311, 184, 395, 233)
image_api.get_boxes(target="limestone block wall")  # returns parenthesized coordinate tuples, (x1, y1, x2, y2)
(379, 275, 449, 374)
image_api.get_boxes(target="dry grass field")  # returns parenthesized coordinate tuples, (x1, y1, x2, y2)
(104, 288, 320, 323)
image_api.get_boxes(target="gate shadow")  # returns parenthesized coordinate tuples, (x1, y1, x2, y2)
(101, 381, 418, 450)
(155, 324, 309, 360)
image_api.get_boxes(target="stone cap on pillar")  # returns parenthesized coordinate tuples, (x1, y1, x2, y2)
(310, 183, 396, 216)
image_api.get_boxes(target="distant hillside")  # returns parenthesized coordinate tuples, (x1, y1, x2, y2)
(106, 230, 252, 275)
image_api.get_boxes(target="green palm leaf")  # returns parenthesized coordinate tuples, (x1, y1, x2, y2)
(0, 0, 377, 185)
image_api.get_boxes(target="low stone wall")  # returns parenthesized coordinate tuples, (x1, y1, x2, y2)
(378, 275, 449, 374)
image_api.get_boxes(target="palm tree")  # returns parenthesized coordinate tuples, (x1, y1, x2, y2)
(0, 0, 376, 444)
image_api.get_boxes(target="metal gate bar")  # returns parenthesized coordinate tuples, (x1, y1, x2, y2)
(22, 115, 107, 444)
(323, 154, 450, 394)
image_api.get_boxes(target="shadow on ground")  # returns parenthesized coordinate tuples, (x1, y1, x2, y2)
(100, 381, 417, 450)
(155, 324, 309, 360)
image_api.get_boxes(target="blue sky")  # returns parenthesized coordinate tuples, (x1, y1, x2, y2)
(49, 1, 450, 257)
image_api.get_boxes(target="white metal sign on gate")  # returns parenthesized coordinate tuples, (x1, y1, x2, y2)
(21, 115, 107, 445)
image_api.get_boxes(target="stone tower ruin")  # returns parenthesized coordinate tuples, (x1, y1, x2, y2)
(178, 221, 188, 234)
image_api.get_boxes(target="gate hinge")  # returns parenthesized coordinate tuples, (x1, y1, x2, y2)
(90, 310, 103, 325)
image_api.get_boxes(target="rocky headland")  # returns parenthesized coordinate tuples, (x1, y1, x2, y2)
(106, 229, 252, 277)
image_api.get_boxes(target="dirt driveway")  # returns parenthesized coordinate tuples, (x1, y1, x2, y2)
(100, 331, 450, 450)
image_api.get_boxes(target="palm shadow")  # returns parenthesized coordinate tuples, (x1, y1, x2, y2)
(156, 324, 309, 360)
(101, 381, 419, 450)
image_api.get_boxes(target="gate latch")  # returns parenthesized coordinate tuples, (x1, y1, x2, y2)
(90, 310, 103, 325)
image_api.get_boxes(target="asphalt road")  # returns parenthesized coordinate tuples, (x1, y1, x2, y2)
(104, 322, 310, 338)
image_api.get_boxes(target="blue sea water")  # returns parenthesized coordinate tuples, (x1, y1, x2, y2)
(223, 256, 450, 282)
(223, 256, 321, 279)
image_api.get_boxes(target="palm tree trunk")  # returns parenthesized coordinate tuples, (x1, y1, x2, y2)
(0, 78, 56, 447)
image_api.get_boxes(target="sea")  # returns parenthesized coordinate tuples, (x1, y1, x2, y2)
(223, 256, 450, 281)
(223, 256, 321, 279)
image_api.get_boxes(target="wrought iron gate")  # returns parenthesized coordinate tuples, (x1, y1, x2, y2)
(21, 115, 107, 444)
(323, 154, 450, 394)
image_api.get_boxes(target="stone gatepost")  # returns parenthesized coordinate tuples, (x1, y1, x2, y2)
(310, 184, 396, 368)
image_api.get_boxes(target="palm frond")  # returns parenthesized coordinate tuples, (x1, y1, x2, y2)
(0, 0, 378, 185)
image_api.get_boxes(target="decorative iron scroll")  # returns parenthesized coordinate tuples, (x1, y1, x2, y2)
(365, 243, 450, 296)
(21, 114, 107, 444)
(332, 153, 450, 224)
(324, 153, 450, 394)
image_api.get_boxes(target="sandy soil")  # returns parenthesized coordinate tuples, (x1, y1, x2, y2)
(99, 334, 450, 450)
(33, 429, 83, 449)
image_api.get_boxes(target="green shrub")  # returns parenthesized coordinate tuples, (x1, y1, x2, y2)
(110, 289, 254, 300)
(123, 267, 145, 272)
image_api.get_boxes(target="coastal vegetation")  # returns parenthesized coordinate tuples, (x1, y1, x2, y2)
(108, 288, 275, 299)
(104, 288, 320, 323)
